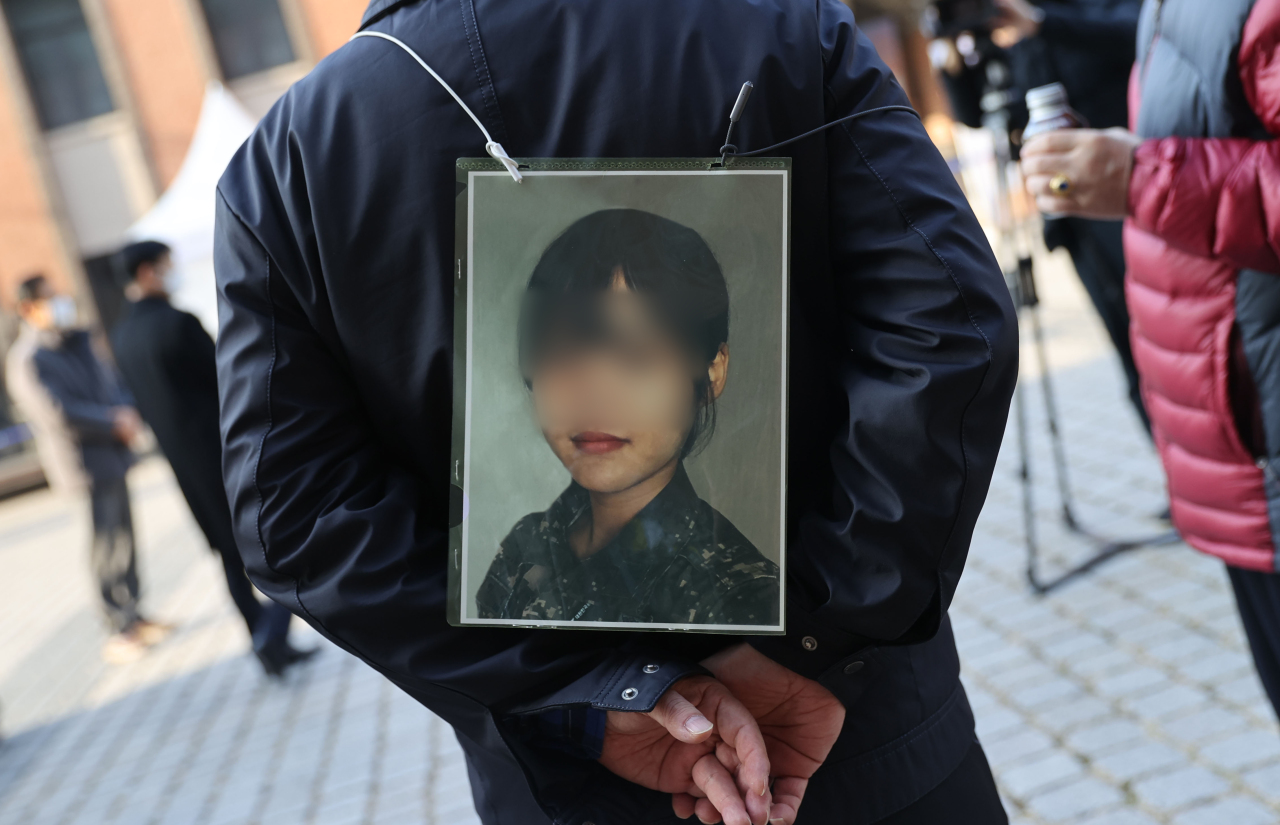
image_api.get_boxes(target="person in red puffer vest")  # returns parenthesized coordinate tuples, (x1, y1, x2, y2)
(1021, 0, 1280, 721)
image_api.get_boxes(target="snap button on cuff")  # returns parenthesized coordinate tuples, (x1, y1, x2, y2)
(801, 636, 818, 651)
(844, 660, 865, 675)
(643, 664, 659, 673)
(621, 687, 639, 700)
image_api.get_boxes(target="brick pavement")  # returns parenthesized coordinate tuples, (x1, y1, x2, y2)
(0, 248, 1276, 823)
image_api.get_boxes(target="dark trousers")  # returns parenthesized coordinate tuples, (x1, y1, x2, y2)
(1227, 565, 1280, 719)
(874, 741, 1007, 824)
(1050, 217, 1151, 435)
(217, 543, 291, 653)
(89, 477, 140, 633)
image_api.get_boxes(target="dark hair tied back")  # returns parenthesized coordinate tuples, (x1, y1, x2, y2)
(518, 209, 729, 457)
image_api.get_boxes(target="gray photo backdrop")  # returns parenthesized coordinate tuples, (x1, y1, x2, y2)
(463, 170, 787, 616)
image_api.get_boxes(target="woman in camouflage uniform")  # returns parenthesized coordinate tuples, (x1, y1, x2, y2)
(476, 209, 780, 627)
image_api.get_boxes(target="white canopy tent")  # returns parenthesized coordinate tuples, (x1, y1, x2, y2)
(127, 82, 258, 335)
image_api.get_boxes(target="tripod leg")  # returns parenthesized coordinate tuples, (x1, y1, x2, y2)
(1014, 336, 1043, 591)
(1027, 301, 1081, 530)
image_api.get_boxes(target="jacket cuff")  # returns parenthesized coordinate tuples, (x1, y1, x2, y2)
(505, 648, 709, 715)
(749, 601, 868, 680)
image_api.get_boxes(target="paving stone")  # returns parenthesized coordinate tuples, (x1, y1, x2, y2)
(1084, 810, 1164, 825)
(1064, 719, 1144, 755)
(1133, 766, 1230, 811)
(1024, 776, 1122, 820)
(1242, 762, 1280, 804)
(1030, 696, 1113, 734)
(985, 729, 1058, 768)
(1091, 742, 1185, 783)
(1123, 684, 1209, 720)
(1171, 796, 1279, 825)
(999, 752, 1085, 799)
(1094, 667, 1168, 698)
(1199, 729, 1280, 771)
(1010, 678, 1085, 710)
(1161, 707, 1252, 744)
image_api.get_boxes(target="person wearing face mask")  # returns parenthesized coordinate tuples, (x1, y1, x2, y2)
(5, 274, 170, 664)
(110, 241, 315, 676)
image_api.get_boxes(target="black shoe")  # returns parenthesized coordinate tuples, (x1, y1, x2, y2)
(255, 641, 318, 677)
(255, 644, 288, 677)
(284, 644, 319, 666)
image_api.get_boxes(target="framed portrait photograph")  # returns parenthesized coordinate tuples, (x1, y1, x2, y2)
(449, 158, 789, 634)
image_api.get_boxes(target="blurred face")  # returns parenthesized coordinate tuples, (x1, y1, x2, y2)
(18, 282, 73, 331)
(530, 270, 712, 494)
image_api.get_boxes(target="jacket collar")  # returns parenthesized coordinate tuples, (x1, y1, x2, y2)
(360, 0, 413, 29)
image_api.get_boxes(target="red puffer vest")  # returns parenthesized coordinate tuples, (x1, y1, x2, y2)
(1125, 0, 1280, 571)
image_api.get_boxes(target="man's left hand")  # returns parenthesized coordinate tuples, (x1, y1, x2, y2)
(1021, 128, 1143, 219)
(600, 675, 772, 825)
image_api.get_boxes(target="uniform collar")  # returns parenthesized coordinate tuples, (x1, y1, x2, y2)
(360, 0, 414, 29)
(549, 463, 703, 592)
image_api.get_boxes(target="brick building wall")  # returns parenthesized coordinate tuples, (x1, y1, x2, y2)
(99, 0, 208, 188)
(0, 15, 76, 297)
(0, 0, 367, 311)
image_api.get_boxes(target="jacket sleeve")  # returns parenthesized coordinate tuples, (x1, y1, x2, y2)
(752, 0, 1019, 677)
(32, 353, 118, 446)
(1037, 0, 1141, 56)
(1126, 0, 1280, 275)
(214, 184, 708, 728)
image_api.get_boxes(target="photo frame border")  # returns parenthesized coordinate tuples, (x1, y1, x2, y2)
(449, 157, 791, 635)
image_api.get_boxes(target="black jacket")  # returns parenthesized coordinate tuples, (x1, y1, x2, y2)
(213, 1, 1018, 822)
(112, 298, 238, 555)
(1014, 0, 1140, 130)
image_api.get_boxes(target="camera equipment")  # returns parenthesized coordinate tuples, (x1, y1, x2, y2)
(967, 50, 1177, 595)
(926, 0, 998, 38)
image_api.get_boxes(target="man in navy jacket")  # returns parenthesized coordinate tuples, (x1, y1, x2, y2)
(213, 0, 1019, 822)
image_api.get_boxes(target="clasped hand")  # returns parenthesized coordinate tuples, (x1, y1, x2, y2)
(599, 644, 845, 825)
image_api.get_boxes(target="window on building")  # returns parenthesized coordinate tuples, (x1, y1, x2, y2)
(1, 0, 114, 130)
(200, 0, 296, 80)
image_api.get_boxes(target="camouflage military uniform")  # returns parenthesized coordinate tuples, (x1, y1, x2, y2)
(476, 466, 780, 626)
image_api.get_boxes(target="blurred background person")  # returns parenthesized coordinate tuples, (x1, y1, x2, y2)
(1020, 0, 1280, 719)
(112, 241, 314, 677)
(936, 0, 1149, 435)
(4, 275, 170, 664)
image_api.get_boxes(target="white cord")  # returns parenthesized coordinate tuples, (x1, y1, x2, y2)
(349, 30, 523, 182)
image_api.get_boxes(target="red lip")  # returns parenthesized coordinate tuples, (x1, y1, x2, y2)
(572, 431, 629, 455)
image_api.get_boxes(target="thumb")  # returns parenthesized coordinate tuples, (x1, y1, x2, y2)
(647, 687, 715, 743)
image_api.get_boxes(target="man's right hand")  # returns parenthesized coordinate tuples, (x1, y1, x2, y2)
(676, 644, 846, 825)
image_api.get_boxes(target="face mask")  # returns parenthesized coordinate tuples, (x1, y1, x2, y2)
(161, 267, 182, 295)
(48, 296, 78, 330)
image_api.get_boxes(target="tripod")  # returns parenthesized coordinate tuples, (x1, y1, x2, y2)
(977, 68, 1178, 596)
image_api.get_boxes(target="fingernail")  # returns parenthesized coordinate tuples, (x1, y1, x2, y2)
(684, 715, 713, 735)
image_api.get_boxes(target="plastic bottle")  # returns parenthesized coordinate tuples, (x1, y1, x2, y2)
(1021, 83, 1087, 142)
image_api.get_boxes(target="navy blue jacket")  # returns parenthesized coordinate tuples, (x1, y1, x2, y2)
(30, 330, 133, 484)
(213, 1, 1018, 822)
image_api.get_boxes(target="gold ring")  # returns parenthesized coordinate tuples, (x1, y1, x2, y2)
(1049, 173, 1073, 197)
